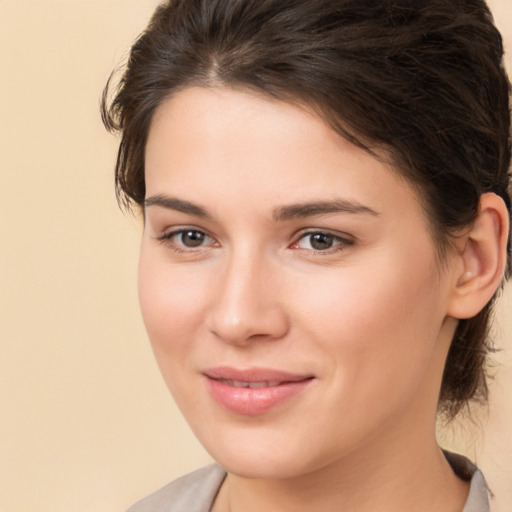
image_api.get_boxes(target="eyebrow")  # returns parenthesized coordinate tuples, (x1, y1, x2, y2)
(272, 199, 379, 221)
(144, 195, 379, 221)
(144, 195, 213, 219)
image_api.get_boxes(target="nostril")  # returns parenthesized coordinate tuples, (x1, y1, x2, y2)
(205, 259, 289, 344)
(208, 307, 289, 345)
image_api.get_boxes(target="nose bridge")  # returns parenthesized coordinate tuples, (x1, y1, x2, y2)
(208, 243, 288, 344)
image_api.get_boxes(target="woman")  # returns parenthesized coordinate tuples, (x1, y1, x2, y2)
(102, 0, 511, 510)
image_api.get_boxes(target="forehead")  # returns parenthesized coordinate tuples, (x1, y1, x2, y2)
(146, 86, 346, 171)
(145, 86, 428, 227)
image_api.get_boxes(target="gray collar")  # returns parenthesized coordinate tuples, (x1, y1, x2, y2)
(444, 451, 490, 512)
(128, 453, 490, 512)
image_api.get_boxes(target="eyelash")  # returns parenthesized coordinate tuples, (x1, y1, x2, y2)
(291, 230, 354, 254)
(156, 228, 354, 255)
(157, 228, 217, 253)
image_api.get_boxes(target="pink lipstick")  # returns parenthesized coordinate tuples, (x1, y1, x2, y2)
(203, 367, 314, 415)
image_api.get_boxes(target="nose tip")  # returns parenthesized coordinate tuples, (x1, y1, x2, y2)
(210, 306, 288, 345)
(206, 260, 289, 345)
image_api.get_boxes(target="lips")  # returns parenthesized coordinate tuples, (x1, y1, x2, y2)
(203, 367, 314, 415)
(216, 379, 283, 388)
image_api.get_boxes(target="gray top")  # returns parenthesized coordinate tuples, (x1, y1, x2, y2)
(127, 452, 489, 512)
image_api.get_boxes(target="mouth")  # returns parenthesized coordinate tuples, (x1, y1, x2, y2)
(203, 367, 314, 415)
(215, 379, 284, 389)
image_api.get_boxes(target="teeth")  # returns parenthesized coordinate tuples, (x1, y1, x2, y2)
(231, 380, 249, 388)
(247, 381, 269, 389)
(220, 379, 281, 388)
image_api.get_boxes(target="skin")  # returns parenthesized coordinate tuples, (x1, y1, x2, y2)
(139, 86, 475, 512)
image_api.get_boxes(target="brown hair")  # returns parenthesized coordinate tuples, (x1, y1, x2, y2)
(102, 0, 511, 419)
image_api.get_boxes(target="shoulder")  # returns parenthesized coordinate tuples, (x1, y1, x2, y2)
(127, 463, 227, 512)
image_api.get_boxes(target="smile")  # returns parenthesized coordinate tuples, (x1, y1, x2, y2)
(217, 379, 283, 388)
(203, 367, 314, 415)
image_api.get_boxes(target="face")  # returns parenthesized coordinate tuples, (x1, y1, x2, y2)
(140, 87, 459, 480)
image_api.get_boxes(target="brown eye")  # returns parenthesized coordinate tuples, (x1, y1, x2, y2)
(295, 231, 352, 252)
(159, 228, 215, 250)
(179, 230, 206, 247)
(309, 233, 335, 250)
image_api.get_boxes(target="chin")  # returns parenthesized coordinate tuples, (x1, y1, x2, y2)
(216, 453, 304, 480)
(196, 424, 330, 480)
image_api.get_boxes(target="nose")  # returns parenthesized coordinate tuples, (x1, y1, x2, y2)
(206, 250, 289, 345)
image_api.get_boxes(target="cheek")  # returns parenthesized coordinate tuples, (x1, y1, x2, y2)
(293, 250, 445, 390)
(137, 248, 208, 359)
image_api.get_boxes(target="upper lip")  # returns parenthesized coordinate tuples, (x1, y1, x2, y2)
(203, 366, 314, 384)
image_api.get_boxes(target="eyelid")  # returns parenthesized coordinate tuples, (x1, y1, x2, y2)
(153, 225, 354, 254)
(290, 229, 355, 252)
(156, 226, 219, 250)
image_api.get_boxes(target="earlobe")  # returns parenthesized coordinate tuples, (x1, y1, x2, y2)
(447, 193, 509, 319)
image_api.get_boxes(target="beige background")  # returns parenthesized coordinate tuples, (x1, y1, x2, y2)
(0, 1, 511, 511)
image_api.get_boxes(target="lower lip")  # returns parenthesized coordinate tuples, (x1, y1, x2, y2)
(205, 377, 312, 415)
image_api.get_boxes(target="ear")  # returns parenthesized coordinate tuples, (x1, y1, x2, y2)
(447, 193, 509, 319)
